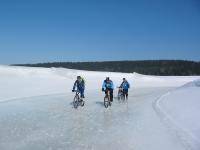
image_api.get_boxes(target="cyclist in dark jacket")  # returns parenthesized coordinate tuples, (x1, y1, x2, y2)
(72, 76, 85, 98)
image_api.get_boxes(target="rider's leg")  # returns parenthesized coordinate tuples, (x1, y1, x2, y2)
(125, 89, 128, 99)
(122, 89, 126, 97)
(123, 89, 128, 99)
(78, 88, 84, 98)
(105, 90, 107, 95)
(110, 89, 113, 102)
(83, 88, 85, 98)
(81, 89, 85, 98)
(105, 89, 109, 96)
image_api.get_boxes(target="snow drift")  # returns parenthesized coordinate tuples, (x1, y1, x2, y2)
(156, 79, 200, 149)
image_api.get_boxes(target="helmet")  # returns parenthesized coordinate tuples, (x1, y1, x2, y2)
(106, 77, 110, 81)
(77, 76, 81, 79)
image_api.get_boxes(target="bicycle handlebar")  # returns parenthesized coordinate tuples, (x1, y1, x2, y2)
(72, 90, 80, 93)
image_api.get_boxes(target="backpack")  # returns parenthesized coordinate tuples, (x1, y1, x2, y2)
(81, 77, 85, 85)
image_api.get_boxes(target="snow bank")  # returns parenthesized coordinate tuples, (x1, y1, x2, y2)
(156, 79, 200, 149)
(133, 72, 200, 87)
(0, 65, 199, 102)
(0, 65, 132, 101)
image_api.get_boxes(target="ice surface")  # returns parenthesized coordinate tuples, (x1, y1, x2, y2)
(0, 88, 187, 150)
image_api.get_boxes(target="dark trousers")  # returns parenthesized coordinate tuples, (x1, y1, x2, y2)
(105, 88, 113, 101)
(123, 89, 128, 98)
(78, 87, 85, 98)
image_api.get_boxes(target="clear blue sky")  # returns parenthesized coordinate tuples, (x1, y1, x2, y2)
(0, 0, 200, 64)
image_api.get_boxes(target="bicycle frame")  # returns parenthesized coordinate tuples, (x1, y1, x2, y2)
(73, 90, 81, 96)
(117, 87, 124, 100)
(105, 89, 111, 100)
(73, 90, 84, 108)
(104, 89, 112, 108)
(118, 87, 123, 94)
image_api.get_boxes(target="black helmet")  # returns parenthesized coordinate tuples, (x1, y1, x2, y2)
(77, 76, 81, 79)
(106, 77, 110, 80)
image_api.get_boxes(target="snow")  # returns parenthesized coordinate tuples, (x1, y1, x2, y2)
(155, 79, 200, 150)
(0, 65, 200, 150)
(0, 65, 199, 101)
(133, 72, 200, 87)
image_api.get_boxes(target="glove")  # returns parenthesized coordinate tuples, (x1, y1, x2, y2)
(72, 89, 75, 92)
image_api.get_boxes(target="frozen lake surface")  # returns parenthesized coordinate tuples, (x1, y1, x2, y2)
(0, 87, 188, 150)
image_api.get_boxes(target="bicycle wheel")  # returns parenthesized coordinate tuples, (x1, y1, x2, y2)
(121, 94, 125, 101)
(73, 95, 79, 108)
(109, 101, 112, 106)
(104, 97, 109, 108)
(117, 93, 121, 101)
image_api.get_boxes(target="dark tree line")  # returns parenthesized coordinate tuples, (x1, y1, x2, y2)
(12, 60, 200, 76)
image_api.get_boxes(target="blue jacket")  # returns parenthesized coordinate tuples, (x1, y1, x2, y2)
(120, 81, 130, 90)
(73, 79, 85, 90)
(102, 80, 114, 90)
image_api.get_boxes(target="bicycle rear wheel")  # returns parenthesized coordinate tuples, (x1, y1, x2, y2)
(117, 93, 121, 101)
(121, 95, 125, 101)
(109, 101, 112, 106)
(80, 99, 85, 107)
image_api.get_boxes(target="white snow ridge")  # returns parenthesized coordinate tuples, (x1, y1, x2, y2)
(155, 79, 200, 150)
(0, 65, 200, 150)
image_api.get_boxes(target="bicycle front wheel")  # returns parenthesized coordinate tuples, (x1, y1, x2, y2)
(73, 95, 79, 108)
(104, 97, 109, 108)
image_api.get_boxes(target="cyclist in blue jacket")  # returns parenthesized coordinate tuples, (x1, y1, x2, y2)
(120, 78, 130, 99)
(72, 76, 85, 98)
(102, 77, 114, 102)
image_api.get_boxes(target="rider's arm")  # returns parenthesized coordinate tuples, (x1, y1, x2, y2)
(102, 81, 106, 90)
(73, 80, 77, 90)
(128, 82, 130, 88)
(111, 82, 114, 90)
(119, 82, 123, 88)
(83, 80, 86, 89)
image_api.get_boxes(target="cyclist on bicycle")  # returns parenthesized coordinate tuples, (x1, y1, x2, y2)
(120, 78, 130, 99)
(102, 77, 114, 102)
(72, 76, 85, 98)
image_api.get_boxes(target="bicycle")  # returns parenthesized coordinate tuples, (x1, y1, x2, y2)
(117, 87, 125, 101)
(104, 89, 112, 108)
(73, 90, 85, 109)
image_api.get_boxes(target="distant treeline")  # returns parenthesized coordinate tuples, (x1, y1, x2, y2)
(13, 60, 200, 76)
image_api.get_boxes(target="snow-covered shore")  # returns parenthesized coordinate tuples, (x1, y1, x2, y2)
(0, 65, 199, 101)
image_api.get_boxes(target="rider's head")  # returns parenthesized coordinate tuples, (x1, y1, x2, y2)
(106, 77, 110, 81)
(77, 76, 81, 81)
(123, 78, 126, 81)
